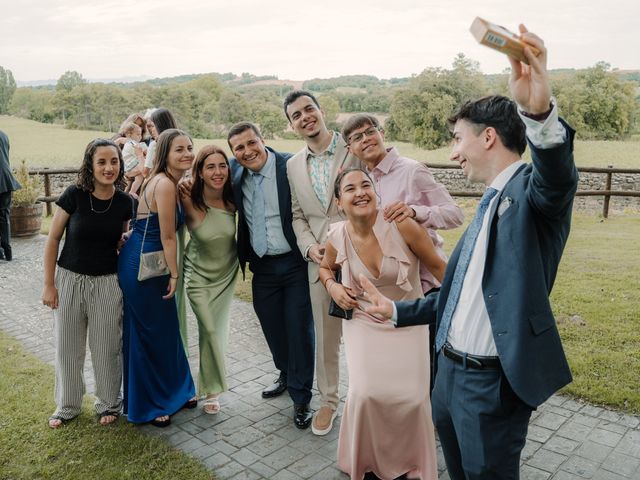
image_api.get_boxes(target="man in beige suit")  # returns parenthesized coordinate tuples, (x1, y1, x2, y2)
(284, 91, 359, 435)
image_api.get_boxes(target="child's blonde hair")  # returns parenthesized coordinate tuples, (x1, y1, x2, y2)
(122, 122, 140, 137)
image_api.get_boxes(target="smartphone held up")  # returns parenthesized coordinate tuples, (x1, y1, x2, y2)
(470, 17, 540, 64)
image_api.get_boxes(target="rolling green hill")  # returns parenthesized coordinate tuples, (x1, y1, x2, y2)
(1, 115, 638, 169)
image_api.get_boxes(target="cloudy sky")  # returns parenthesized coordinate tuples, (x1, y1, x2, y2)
(2, 0, 638, 83)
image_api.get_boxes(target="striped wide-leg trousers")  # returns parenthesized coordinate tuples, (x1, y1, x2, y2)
(52, 267, 123, 420)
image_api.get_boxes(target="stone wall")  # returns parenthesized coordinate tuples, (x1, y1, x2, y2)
(34, 166, 640, 213)
(429, 167, 640, 213)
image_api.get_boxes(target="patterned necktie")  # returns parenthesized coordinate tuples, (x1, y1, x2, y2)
(251, 173, 267, 257)
(434, 187, 499, 352)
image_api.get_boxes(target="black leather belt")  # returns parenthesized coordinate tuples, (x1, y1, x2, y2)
(442, 343, 501, 369)
(262, 251, 293, 259)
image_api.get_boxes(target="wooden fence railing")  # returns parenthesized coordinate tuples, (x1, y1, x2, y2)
(423, 164, 640, 219)
(29, 165, 640, 219)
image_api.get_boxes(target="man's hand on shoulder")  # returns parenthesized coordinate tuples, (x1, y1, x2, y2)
(383, 201, 416, 223)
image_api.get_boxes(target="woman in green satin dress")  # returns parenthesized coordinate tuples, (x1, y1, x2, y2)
(180, 145, 239, 414)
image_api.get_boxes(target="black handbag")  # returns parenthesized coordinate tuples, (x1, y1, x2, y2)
(328, 271, 353, 320)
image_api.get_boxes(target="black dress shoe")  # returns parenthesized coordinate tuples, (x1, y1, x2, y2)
(261, 374, 287, 399)
(0, 244, 10, 261)
(293, 403, 313, 429)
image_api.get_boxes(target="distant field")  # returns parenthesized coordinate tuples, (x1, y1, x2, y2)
(1, 115, 638, 169)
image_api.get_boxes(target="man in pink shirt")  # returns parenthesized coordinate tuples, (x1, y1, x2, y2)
(341, 114, 464, 294)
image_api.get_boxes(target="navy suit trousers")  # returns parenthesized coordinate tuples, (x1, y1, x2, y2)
(0, 191, 11, 250)
(432, 352, 533, 480)
(250, 252, 315, 405)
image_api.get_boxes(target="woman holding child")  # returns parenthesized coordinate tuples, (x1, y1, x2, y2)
(319, 167, 445, 479)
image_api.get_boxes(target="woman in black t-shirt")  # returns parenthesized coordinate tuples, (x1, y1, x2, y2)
(42, 139, 133, 429)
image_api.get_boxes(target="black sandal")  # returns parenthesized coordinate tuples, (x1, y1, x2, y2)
(48, 415, 75, 429)
(150, 416, 171, 428)
(98, 410, 120, 426)
(182, 398, 197, 410)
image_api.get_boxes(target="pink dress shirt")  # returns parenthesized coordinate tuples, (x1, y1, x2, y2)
(368, 147, 464, 292)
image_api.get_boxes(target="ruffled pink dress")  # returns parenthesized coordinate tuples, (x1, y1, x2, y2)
(328, 212, 437, 480)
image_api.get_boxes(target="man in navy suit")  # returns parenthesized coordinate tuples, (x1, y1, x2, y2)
(361, 27, 577, 478)
(0, 129, 21, 261)
(228, 122, 315, 429)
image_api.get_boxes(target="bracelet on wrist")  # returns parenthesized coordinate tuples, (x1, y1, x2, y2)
(170, 275, 179, 279)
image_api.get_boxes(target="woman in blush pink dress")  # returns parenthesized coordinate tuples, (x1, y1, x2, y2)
(319, 168, 445, 480)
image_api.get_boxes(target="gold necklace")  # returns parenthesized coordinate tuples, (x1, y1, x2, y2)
(89, 191, 115, 214)
(350, 232, 374, 254)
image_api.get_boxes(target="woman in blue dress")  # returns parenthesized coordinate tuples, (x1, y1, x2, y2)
(118, 128, 196, 427)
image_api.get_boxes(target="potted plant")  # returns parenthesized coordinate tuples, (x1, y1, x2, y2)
(10, 160, 44, 237)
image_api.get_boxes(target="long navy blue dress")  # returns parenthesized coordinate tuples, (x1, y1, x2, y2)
(118, 208, 195, 423)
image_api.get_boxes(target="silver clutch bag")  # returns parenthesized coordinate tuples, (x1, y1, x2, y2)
(136, 194, 170, 281)
(137, 250, 169, 281)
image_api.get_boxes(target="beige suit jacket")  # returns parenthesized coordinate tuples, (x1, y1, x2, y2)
(286, 134, 359, 283)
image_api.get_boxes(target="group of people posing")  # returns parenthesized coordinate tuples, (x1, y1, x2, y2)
(41, 28, 578, 480)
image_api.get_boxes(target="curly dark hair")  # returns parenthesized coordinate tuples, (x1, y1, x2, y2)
(190, 144, 235, 212)
(76, 139, 126, 192)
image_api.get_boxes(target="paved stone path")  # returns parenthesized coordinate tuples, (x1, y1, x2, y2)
(1, 235, 639, 480)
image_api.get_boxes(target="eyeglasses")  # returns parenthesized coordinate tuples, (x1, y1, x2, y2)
(348, 126, 380, 145)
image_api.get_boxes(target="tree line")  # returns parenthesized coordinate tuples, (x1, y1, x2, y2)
(1, 56, 637, 149)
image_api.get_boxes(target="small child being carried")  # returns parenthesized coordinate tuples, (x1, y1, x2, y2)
(121, 122, 147, 196)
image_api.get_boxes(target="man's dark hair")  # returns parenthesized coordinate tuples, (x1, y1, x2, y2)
(283, 90, 321, 120)
(226, 122, 263, 151)
(341, 114, 381, 144)
(448, 95, 527, 156)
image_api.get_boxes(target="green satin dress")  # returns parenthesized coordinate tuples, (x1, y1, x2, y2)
(184, 207, 239, 396)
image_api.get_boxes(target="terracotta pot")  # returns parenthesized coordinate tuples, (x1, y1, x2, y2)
(10, 202, 44, 237)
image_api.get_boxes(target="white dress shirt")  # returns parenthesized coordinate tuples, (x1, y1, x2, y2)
(448, 102, 566, 355)
(391, 101, 567, 356)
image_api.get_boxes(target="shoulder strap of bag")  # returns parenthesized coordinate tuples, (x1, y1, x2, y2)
(139, 180, 161, 256)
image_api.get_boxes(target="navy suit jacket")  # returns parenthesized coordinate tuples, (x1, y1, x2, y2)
(0, 130, 21, 194)
(230, 147, 305, 276)
(396, 120, 578, 408)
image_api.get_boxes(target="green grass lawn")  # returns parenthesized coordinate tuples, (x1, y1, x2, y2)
(2, 115, 639, 169)
(550, 213, 640, 412)
(0, 331, 215, 480)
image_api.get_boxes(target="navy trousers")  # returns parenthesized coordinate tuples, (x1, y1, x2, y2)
(432, 351, 533, 480)
(0, 191, 11, 254)
(250, 252, 315, 405)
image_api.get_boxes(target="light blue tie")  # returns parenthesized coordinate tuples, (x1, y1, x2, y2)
(435, 187, 499, 352)
(251, 173, 268, 257)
